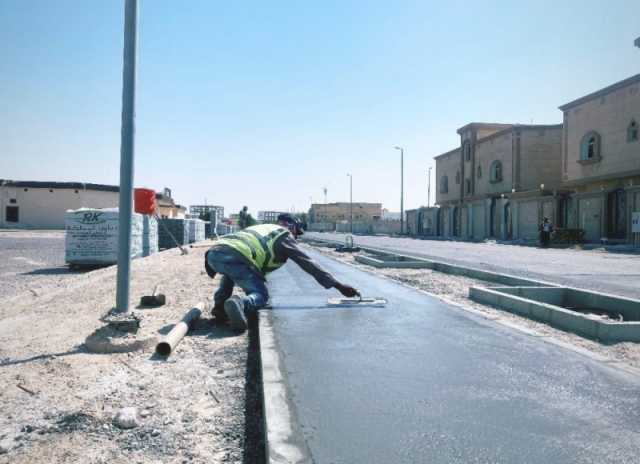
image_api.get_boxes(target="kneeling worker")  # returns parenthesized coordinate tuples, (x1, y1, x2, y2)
(204, 213, 360, 331)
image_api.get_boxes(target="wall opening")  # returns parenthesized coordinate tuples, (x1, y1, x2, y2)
(6, 206, 19, 223)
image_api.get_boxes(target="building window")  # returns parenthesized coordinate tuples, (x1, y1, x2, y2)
(440, 176, 448, 194)
(490, 161, 503, 183)
(628, 120, 639, 143)
(465, 179, 472, 195)
(9, 199, 17, 204)
(6, 206, 19, 223)
(455, 171, 461, 184)
(580, 131, 601, 161)
(477, 166, 482, 179)
(463, 141, 471, 161)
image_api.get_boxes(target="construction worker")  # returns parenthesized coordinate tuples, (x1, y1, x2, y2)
(204, 213, 360, 331)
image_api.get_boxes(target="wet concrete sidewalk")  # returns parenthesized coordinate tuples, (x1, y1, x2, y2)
(261, 250, 640, 464)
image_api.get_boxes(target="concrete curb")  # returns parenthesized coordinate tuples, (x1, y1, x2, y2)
(308, 237, 558, 288)
(258, 311, 313, 464)
(470, 286, 640, 343)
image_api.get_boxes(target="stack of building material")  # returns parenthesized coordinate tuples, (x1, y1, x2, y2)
(142, 215, 158, 256)
(65, 208, 143, 266)
(187, 219, 206, 243)
(158, 218, 188, 250)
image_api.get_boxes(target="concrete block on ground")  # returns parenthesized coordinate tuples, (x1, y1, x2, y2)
(158, 218, 188, 250)
(65, 208, 143, 265)
(187, 219, 206, 243)
(142, 215, 158, 257)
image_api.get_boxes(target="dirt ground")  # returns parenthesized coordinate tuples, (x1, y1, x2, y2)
(303, 243, 640, 371)
(0, 242, 264, 464)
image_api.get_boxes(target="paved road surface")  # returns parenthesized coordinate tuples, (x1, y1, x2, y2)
(0, 230, 72, 299)
(306, 232, 640, 299)
(264, 251, 640, 463)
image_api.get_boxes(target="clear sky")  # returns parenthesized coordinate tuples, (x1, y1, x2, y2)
(1, 1, 638, 216)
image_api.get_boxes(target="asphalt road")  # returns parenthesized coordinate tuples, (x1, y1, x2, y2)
(264, 251, 640, 464)
(306, 232, 640, 299)
(0, 230, 74, 299)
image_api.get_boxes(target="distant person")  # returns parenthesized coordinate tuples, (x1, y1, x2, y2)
(539, 217, 553, 247)
(238, 206, 249, 229)
(204, 213, 359, 331)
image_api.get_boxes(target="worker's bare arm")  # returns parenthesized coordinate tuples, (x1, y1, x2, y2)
(276, 237, 360, 296)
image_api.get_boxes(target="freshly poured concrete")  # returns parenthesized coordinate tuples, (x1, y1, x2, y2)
(262, 250, 640, 464)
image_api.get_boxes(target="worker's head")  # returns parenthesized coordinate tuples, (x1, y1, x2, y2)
(204, 250, 217, 279)
(277, 213, 304, 239)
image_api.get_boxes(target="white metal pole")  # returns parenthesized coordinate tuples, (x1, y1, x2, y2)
(115, 0, 138, 312)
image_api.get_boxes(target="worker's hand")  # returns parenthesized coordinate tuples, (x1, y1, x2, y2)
(335, 283, 360, 298)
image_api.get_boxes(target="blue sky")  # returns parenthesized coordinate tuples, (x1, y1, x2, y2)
(1, 1, 639, 216)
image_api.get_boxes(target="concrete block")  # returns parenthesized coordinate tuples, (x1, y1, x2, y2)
(501, 294, 532, 317)
(529, 303, 551, 323)
(597, 322, 640, 344)
(548, 307, 599, 339)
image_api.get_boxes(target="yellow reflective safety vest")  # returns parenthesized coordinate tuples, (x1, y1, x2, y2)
(214, 224, 290, 275)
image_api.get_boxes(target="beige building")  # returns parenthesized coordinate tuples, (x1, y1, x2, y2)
(435, 122, 563, 240)
(156, 188, 186, 219)
(559, 74, 640, 242)
(0, 180, 119, 229)
(309, 202, 382, 224)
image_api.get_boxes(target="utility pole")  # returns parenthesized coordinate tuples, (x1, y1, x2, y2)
(347, 174, 353, 234)
(394, 146, 404, 234)
(115, 0, 138, 313)
(427, 166, 432, 207)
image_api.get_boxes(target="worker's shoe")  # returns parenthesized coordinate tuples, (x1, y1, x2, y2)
(211, 304, 228, 325)
(224, 296, 247, 332)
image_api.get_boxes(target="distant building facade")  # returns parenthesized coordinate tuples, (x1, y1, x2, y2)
(435, 122, 563, 241)
(381, 209, 402, 221)
(156, 188, 186, 219)
(258, 211, 287, 223)
(190, 205, 224, 223)
(0, 180, 119, 229)
(559, 74, 640, 242)
(309, 202, 382, 223)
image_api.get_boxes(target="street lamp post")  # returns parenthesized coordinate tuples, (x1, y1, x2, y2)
(115, 0, 138, 313)
(394, 146, 404, 234)
(347, 173, 353, 234)
(427, 166, 432, 207)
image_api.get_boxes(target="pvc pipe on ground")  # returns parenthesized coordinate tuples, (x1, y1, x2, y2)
(156, 304, 203, 356)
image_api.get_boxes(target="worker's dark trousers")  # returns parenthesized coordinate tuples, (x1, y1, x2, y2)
(207, 248, 268, 312)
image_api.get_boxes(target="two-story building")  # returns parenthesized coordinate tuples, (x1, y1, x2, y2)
(559, 74, 640, 242)
(435, 122, 563, 240)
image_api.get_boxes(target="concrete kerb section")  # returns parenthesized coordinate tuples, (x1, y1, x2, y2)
(258, 311, 312, 464)
(470, 286, 640, 343)
(348, 244, 556, 288)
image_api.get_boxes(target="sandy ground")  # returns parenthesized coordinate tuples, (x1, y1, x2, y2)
(0, 242, 263, 463)
(303, 243, 640, 371)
